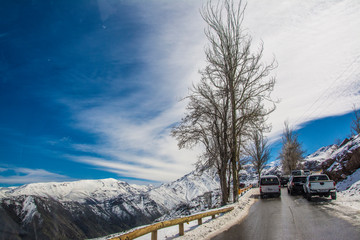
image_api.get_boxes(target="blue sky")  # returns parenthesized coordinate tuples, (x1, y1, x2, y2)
(1, 0, 360, 187)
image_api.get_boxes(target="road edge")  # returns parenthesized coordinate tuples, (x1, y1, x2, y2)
(176, 188, 258, 240)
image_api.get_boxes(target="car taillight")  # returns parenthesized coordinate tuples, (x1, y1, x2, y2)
(309, 183, 311, 188)
(333, 182, 336, 187)
(291, 182, 294, 186)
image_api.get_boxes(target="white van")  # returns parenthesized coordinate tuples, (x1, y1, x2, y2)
(259, 175, 281, 198)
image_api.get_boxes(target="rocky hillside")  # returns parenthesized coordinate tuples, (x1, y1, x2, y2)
(303, 134, 360, 183)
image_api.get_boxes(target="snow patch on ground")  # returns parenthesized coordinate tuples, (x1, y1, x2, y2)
(22, 196, 38, 224)
(179, 189, 257, 240)
(93, 189, 256, 240)
(322, 167, 360, 228)
(335, 168, 360, 212)
(336, 168, 360, 191)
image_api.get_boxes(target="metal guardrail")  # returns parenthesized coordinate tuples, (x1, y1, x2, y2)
(109, 185, 252, 240)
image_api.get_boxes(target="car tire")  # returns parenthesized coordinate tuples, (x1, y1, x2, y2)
(331, 192, 336, 200)
(307, 193, 312, 201)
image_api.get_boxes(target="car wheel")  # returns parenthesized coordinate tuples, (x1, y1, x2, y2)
(331, 192, 337, 200)
(307, 193, 312, 201)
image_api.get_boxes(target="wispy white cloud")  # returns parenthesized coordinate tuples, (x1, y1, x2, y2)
(59, 1, 207, 183)
(0, 167, 71, 185)
(243, 0, 360, 136)
(69, 99, 200, 182)
(62, 0, 360, 184)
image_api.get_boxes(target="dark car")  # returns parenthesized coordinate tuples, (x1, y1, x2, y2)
(280, 175, 290, 187)
(287, 175, 307, 195)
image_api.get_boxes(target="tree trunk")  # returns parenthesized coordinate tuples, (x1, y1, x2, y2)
(231, 155, 239, 202)
(219, 166, 229, 205)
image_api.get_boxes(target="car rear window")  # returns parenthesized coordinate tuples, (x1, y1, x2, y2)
(309, 175, 329, 181)
(293, 177, 306, 183)
(260, 177, 279, 185)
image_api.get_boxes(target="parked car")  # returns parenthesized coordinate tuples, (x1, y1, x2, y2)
(280, 175, 290, 187)
(287, 175, 307, 195)
(303, 170, 311, 175)
(291, 170, 304, 176)
(303, 174, 336, 201)
(259, 175, 281, 198)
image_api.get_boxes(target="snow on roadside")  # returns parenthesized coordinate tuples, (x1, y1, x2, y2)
(335, 167, 360, 211)
(336, 168, 360, 191)
(93, 188, 256, 240)
(177, 188, 256, 240)
(322, 168, 360, 228)
(335, 168, 360, 212)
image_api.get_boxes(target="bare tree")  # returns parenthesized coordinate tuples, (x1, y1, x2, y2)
(172, 0, 276, 204)
(279, 122, 305, 174)
(200, 0, 276, 202)
(246, 131, 270, 181)
(351, 105, 360, 136)
(172, 77, 232, 205)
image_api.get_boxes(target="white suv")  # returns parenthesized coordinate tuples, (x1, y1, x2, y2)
(259, 175, 281, 198)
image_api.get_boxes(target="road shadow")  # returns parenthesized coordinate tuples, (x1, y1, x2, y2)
(249, 194, 282, 201)
(249, 194, 260, 199)
(308, 197, 333, 205)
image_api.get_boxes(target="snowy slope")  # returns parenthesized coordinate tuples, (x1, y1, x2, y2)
(303, 134, 360, 183)
(1, 135, 360, 240)
(336, 168, 360, 192)
(148, 167, 219, 210)
(1, 178, 149, 203)
(0, 167, 220, 239)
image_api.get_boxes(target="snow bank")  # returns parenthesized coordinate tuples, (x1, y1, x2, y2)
(322, 167, 360, 228)
(92, 188, 256, 240)
(336, 168, 360, 191)
(335, 167, 360, 211)
(177, 188, 256, 240)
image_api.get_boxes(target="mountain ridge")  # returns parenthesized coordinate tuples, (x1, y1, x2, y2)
(1, 135, 360, 239)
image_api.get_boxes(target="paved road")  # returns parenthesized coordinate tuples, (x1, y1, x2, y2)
(211, 188, 360, 240)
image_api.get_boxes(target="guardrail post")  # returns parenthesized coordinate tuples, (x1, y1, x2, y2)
(151, 230, 157, 240)
(179, 223, 184, 236)
(198, 218, 202, 225)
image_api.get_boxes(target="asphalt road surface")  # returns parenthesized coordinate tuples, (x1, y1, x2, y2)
(211, 188, 360, 240)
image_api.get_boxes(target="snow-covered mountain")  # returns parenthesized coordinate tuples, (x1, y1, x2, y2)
(1, 135, 360, 239)
(1, 178, 151, 203)
(303, 134, 360, 182)
(0, 168, 219, 240)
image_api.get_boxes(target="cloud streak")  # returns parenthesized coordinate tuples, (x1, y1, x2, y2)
(60, 0, 360, 184)
(0, 167, 71, 185)
(243, 0, 360, 136)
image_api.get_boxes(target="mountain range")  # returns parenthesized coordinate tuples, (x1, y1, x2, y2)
(1, 135, 360, 240)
